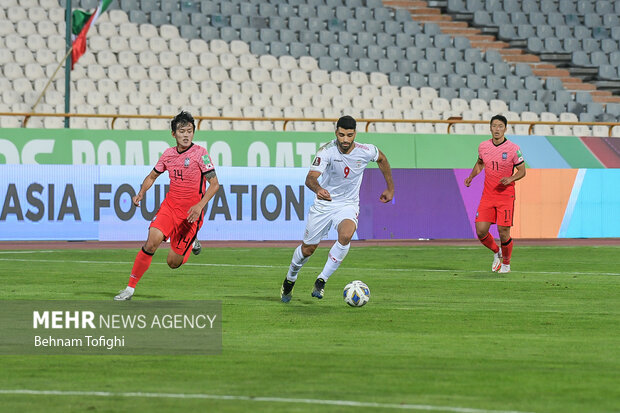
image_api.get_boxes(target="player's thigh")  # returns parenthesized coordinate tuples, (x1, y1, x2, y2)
(144, 227, 166, 252)
(303, 205, 333, 245)
(334, 205, 359, 241)
(496, 201, 515, 227)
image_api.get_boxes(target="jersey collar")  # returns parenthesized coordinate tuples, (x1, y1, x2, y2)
(176, 142, 194, 154)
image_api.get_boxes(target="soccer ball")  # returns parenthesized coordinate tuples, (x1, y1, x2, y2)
(343, 280, 370, 307)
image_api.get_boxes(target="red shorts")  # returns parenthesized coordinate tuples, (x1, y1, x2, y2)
(150, 198, 203, 255)
(475, 196, 515, 227)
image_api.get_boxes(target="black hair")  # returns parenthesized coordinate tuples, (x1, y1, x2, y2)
(336, 115, 356, 131)
(171, 111, 196, 132)
(490, 114, 507, 127)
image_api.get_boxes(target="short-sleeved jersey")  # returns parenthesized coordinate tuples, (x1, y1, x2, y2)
(478, 138, 524, 199)
(154, 143, 215, 208)
(309, 140, 379, 207)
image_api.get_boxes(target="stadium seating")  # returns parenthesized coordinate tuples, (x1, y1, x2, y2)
(1, 0, 618, 136)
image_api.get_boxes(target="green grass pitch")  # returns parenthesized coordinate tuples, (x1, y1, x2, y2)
(0, 245, 618, 413)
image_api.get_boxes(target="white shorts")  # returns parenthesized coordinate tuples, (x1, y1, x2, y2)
(303, 203, 359, 245)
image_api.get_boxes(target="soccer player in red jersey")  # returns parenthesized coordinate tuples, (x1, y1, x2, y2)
(114, 111, 220, 300)
(464, 115, 526, 273)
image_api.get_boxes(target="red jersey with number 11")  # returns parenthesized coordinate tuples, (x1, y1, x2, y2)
(478, 138, 524, 199)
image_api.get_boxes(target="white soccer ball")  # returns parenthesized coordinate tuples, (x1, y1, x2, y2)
(343, 280, 370, 307)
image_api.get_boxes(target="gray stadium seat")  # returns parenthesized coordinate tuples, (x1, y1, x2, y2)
(201, 26, 218, 41)
(355, 7, 373, 20)
(329, 44, 347, 59)
(439, 87, 457, 100)
(339, 57, 357, 72)
(180, 25, 199, 39)
(466, 74, 484, 89)
(528, 101, 545, 114)
(310, 43, 328, 58)
(429, 73, 446, 89)
(415, 34, 432, 49)
(150, 11, 168, 26)
(348, 44, 365, 59)
(498, 89, 516, 102)
(269, 41, 287, 57)
(460, 88, 477, 101)
(416, 59, 433, 74)
(447, 74, 466, 88)
(359, 58, 378, 72)
(386, 46, 404, 60)
(476, 88, 494, 101)
(250, 40, 268, 55)
(514, 63, 532, 77)
(240, 28, 259, 43)
(357, 32, 374, 47)
(220, 27, 237, 42)
(384, 21, 402, 35)
(376, 33, 394, 48)
(171, 11, 189, 26)
(318, 56, 337, 71)
(397, 60, 414, 73)
(389, 72, 407, 86)
(289, 42, 307, 58)
(525, 76, 543, 90)
(509, 100, 527, 113)
(367, 45, 384, 60)
(128, 10, 147, 24)
(260, 28, 278, 44)
(409, 74, 426, 89)
(505, 75, 522, 90)
(191, 13, 209, 26)
(473, 61, 491, 76)
(230, 15, 249, 29)
(455, 61, 472, 75)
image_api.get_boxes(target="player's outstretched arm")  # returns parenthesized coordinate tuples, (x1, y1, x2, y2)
(187, 171, 220, 223)
(376, 150, 394, 203)
(305, 170, 331, 201)
(464, 159, 484, 187)
(133, 169, 161, 206)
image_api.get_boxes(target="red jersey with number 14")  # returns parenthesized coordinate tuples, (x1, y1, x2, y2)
(154, 143, 215, 209)
(478, 138, 524, 199)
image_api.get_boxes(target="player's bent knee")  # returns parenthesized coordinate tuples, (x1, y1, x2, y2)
(301, 243, 318, 256)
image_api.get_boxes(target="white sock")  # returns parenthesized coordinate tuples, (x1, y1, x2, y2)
(126, 286, 135, 293)
(286, 245, 310, 282)
(318, 241, 350, 281)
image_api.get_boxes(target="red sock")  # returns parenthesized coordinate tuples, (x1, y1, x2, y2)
(501, 238, 513, 264)
(478, 233, 499, 254)
(128, 248, 153, 288)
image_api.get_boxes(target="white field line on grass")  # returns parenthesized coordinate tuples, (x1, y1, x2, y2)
(1, 257, 619, 277)
(0, 389, 535, 413)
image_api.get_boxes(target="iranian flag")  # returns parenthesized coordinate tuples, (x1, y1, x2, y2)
(71, 0, 112, 69)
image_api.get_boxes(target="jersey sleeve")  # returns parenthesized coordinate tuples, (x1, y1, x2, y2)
(513, 146, 525, 166)
(154, 153, 167, 173)
(198, 146, 215, 173)
(309, 146, 330, 174)
(369, 144, 379, 162)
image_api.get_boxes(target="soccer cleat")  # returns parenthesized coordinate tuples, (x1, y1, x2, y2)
(192, 239, 202, 255)
(498, 264, 511, 273)
(311, 278, 326, 299)
(492, 250, 502, 272)
(114, 287, 133, 301)
(281, 279, 295, 303)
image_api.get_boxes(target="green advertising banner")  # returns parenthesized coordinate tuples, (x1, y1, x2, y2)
(0, 128, 429, 168)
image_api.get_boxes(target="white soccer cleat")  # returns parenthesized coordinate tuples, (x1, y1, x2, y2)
(192, 239, 202, 255)
(498, 264, 511, 273)
(114, 287, 134, 301)
(492, 251, 502, 272)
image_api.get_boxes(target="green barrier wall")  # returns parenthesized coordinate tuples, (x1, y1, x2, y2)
(0, 129, 435, 168)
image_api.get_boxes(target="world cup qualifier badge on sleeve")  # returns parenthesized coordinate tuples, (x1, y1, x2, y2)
(313, 157, 321, 166)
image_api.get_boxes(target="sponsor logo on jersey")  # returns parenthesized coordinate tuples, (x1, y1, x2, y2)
(502, 152, 507, 159)
(184, 157, 190, 167)
(312, 157, 321, 166)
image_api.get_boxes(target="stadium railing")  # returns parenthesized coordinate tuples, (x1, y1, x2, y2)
(2, 112, 620, 137)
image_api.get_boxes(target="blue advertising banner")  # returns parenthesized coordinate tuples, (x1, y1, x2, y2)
(0, 165, 324, 241)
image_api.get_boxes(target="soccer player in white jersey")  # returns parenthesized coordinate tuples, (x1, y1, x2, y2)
(281, 115, 394, 302)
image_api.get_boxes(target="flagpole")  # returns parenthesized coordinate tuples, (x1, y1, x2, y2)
(26, 46, 72, 127)
(64, 0, 72, 128)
